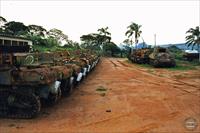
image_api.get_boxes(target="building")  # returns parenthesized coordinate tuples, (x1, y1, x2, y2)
(0, 33, 32, 53)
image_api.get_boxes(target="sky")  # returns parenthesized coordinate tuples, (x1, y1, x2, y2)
(0, 0, 199, 45)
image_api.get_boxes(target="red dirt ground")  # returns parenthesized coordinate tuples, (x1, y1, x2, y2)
(0, 58, 200, 133)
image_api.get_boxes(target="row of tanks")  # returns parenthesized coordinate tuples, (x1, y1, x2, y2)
(128, 47, 176, 67)
(0, 34, 100, 119)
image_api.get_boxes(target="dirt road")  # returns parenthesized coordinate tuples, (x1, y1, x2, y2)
(0, 58, 200, 133)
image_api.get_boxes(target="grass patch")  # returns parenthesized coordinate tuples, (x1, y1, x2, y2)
(126, 59, 132, 64)
(174, 74, 184, 79)
(96, 86, 107, 97)
(126, 58, 199, 71)
(166, 65, 195, 71)
(147, 69, 154, 74)
(167, 59, 199, 71)
(126, 59, 153, 68)
(158, 74, 165, 77)
(96, 86, 107, 91)
(137, 63, 153, 68)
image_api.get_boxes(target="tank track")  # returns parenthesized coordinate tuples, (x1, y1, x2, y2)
(0, 89, 41, 119)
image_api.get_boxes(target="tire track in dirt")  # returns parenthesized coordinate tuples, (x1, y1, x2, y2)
(109, 59, 118, 67)
(117, 59, 200, 97)
(0, 57, 199, 133)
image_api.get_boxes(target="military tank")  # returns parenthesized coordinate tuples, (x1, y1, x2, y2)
(0, 35, 75, 118)
(128, 47, 176, 67)
(149, 47, 176, 67)
(0, 34, 100, 119)
(69, 50, 99, 77)
(128, 48, 152, 64)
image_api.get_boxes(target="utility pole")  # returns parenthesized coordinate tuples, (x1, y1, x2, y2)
(141, 37, 145, 48)
(154, 34, 156, 48)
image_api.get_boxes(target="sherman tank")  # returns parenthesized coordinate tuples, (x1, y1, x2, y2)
(149, 47, 176, 67)
(0, 34, 100, 119)
(71, 50, 100, 72)
(128, 47, 176, 67)
(128, 48, 152, 64)
(51, 51, 83, 94)
(0, 35, 75, 118)
(69, 50, 99, 77)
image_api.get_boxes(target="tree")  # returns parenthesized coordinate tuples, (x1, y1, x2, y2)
(125, 22, 142, 49)
(0, 16, 7, 23)
(63, 40, 80, 50)
(3, 21, 29, 35)
(98, 27, 111, 36)
(28, 25, 47, 37)
(103, 42, 120, 57)
(123, 39, 131, 45)
(80, 33, 111, 50)
(185, 26, 200, 62)
(0, 16, 7, 32)
(48, 28, 69, 45)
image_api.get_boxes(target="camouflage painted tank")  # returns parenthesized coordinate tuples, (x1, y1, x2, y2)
(128, 47, 176, 67)
(0, 35, 74, 118)
(0, 51, 77, 118)
(128, 48, 152, 64)
(149, 47, 176, 67)
(71, 50, 100, 72)
(0, 34, 100, 119)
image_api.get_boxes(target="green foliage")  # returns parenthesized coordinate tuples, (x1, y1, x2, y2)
(28, 25, 47, 37)
(48, 28, 68, 44)
(3, 21, 29, 35)
(125, 22, 142, 46)
(0, 16, 81, 52)
(0, 16, 7, 23)
(130, 59, 199, 71)
(103, 42, 121, 57)
(97, 27, 111, 36)
(80, 33, 111, 51)
(185, 26, 200, 62)
(168, 45, 184, 60)
(80, 26, 111, 52)
(26, 35, 47, 46)
(32, 45, 67, 52)
(46, 37, 60, 47)
(185, 26, 200, 49)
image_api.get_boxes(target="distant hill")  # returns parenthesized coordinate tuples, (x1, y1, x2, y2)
(158, 43, 198, 50)
(118, 42, 150, 50)
(119, 43, 198, 51)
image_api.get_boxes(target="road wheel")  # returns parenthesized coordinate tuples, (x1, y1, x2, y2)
(47, 86, 62, 105)
(0, 90, 41, 119)
(61, 77, 74, 96)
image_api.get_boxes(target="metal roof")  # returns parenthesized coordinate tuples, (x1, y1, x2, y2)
(0, 32, 32, 41)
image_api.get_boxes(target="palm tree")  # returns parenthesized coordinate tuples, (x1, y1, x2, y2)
(185, 26, 200, 62)
(97, 27, 111, 55)
(0, 16, 7, 32)
(125, 22, 142, 49)
(97, 27, 111, 36)
(123, 39, 131, 45)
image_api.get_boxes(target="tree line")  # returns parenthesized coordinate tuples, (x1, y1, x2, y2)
(0, 16, 199, 60)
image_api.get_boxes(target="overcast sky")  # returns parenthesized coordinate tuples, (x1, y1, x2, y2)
(0, 0, 199, 45)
